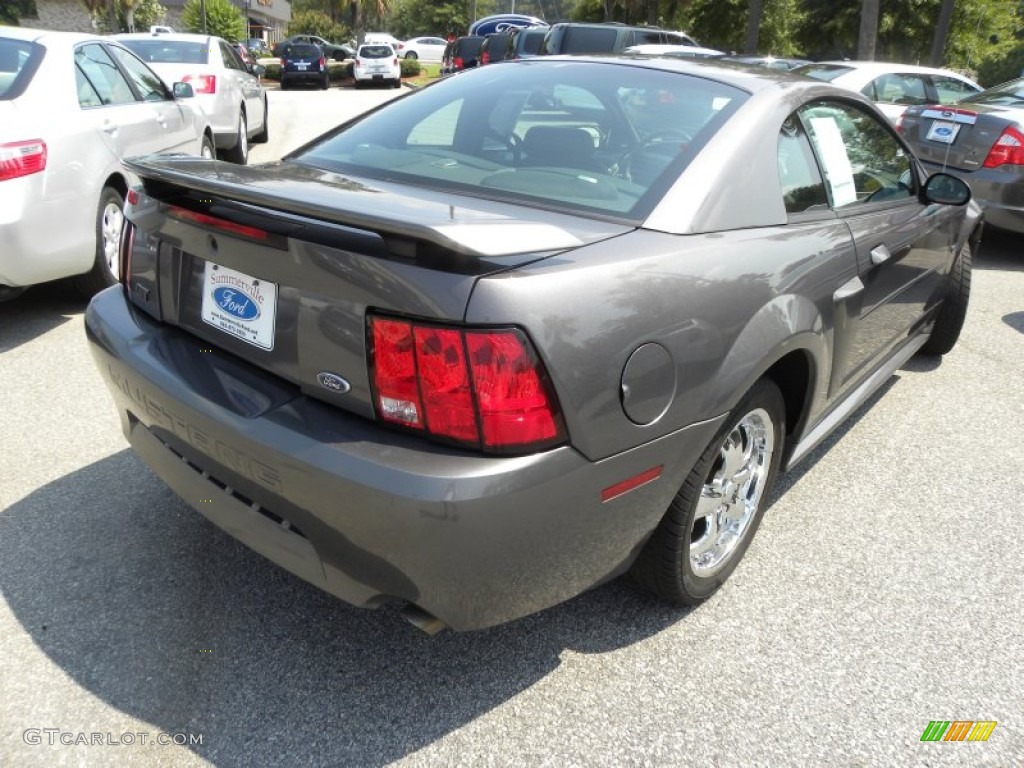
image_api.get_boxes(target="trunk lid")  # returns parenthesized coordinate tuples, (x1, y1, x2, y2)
(903, 104, 1023, 171)
(123, 155, 631, 419)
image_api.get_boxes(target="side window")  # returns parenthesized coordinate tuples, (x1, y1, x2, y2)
(220, 42, 244, 71)
(75, 64, 103, 107)
(108, 45, 168, 101)
(867, 73, 928, 105)
(777, 115, 828, 214)
(931, 75, 978, 104)
(800, 101, 914, 210)
(74, 44, 136, 105)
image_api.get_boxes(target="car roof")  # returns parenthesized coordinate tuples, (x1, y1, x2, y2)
(811, 59, 978, 81)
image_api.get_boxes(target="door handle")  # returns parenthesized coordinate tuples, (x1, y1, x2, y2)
(101, 121, 117, 135)
(870, 244, 891, 266)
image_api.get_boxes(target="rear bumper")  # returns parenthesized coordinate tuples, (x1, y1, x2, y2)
(85, 287, 722, 630)
(922, 160, 1024, 235)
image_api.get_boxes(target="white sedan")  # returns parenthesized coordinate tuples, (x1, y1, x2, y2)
(0, 27, 213, 300)
(793, 60, 982, 122)
(399, 36, 447, 62)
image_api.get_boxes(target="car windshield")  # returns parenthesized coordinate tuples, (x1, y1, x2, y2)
(294, 61, 747, 220)
(120, 39, 210, 65)
(0, 38, 41, 99)
(961, 78, 1024, 107)
(360, 45, 393, 59)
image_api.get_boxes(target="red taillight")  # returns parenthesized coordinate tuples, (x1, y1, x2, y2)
(0, 139, 47, 181)
(165, 204, 268, 242)
(982, 125, 1024, 168)
(120, 222, 135, 287)
(393, 57, 398, 66)
(481, 51, 490, 65)
(454, 56, 464, 70)
(183, 74, 217, 94)
(319, 56, 326, 69)
(369, 315, 566, 452)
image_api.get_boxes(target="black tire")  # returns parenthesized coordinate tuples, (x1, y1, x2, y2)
(919, 242, 972, 356)
(405, 51, 418, 59)
(321, 73, 330, 90)
(73, 185, 124, 299)
(393, 78, 401, 89)
(251, 99, 269, 143)
(630, 378, 786, 605)
(280, 78, 289, 91)
(224, 110, 248, 164)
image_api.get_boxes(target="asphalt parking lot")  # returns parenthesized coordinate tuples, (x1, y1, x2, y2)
(1, 85, 1022, 767)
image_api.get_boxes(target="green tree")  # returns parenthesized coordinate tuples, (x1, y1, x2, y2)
(287, 8, 350, 39)
(386, 0, 465, 39)
(91, 0, 167, 33)
(0, 0, 37, 25)
(182, 0, 245, 40)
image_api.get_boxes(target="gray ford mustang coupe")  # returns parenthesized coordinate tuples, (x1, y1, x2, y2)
(85, 56, 981, 632)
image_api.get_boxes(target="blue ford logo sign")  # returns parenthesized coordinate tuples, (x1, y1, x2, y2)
(317, 372, 351, 393)
(935, 126, 953, 137)
(213, 287, 260, 321)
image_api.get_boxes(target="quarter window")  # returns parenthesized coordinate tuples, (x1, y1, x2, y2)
(931, 75, 979, 104)
(777, 116, 828, 214)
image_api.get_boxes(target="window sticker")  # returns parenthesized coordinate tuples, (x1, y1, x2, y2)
(809, 116, 857, 207)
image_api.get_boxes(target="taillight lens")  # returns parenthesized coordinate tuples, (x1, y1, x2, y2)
(119, 221, 135, 287)
(319, 56, 326, 69)
(369, 315, 566, 453)
(982, 125, 1024, 168)
(393, 57, 398, 66)
(481, 51, 490, 65)
(183, 74, 217, 94)
(0, 139, 47, 181)
(454, 56, 464, 70)
(165, 204, 269, 242)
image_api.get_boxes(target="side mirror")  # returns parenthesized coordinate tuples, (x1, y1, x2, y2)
(172, 82, 194, 99)
(922, 172, 971, 206)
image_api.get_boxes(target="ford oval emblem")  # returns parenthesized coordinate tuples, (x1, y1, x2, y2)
(317, 372, 351, 393)
(213, 286, 260, 321)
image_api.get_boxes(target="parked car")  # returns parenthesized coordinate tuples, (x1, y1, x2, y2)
(364, 33, 404, 53)
(86, 56, 980, 632)
(117, 32, 268, 164)
(792, 60, 982, 122)
(246, 38, 272, 58)
(400, 36, 447, 62)
(352, 43, 401, 89)
(273, 35, 350, 61)
(441, 35, 484, 75)
(0, 27, 214, 301)
(505, 27, 547, 60)
(278, 42, 330, 90)
(232, 42, 256, 70)
(898, 77, 1024, 234)
(541, 22, 700, 55)
(479, 32, 513, 65)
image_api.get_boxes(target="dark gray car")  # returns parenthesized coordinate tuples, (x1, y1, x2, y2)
(85, 57, 981, 632)
(898, 77, 1024, 234)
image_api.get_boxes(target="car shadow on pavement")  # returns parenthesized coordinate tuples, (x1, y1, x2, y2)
(0, 281, 85, 354)
(0, 449, 687, 766)
(975, 231, 1023, 271)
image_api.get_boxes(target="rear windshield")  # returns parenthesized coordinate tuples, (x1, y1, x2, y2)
(294, 60, 747, 221)
(359, 45, 394, 59)
(520, 30, 545, 55)
(119, 39, 210, 65)
(792, 63, 854, 82)
(286, 44, 321, 57)
(961, 79, 1024, 107)
(560, 27, 618, 53)
(0, 38, 42, 100)
(456, 38, 484, 56)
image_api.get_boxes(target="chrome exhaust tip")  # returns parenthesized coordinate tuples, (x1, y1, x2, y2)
(400, 604, 446, 635)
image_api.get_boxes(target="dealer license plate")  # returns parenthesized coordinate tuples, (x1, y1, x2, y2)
(201, 262, 278, 350)
(926, 120, 960, 144)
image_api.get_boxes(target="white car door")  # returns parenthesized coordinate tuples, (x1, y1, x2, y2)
(218, 40, 264, 134)
(106, 43, 200, 154)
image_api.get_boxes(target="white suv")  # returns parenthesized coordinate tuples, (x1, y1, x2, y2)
(117, 32, 268, 163)
(353, 43, 401, 89)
